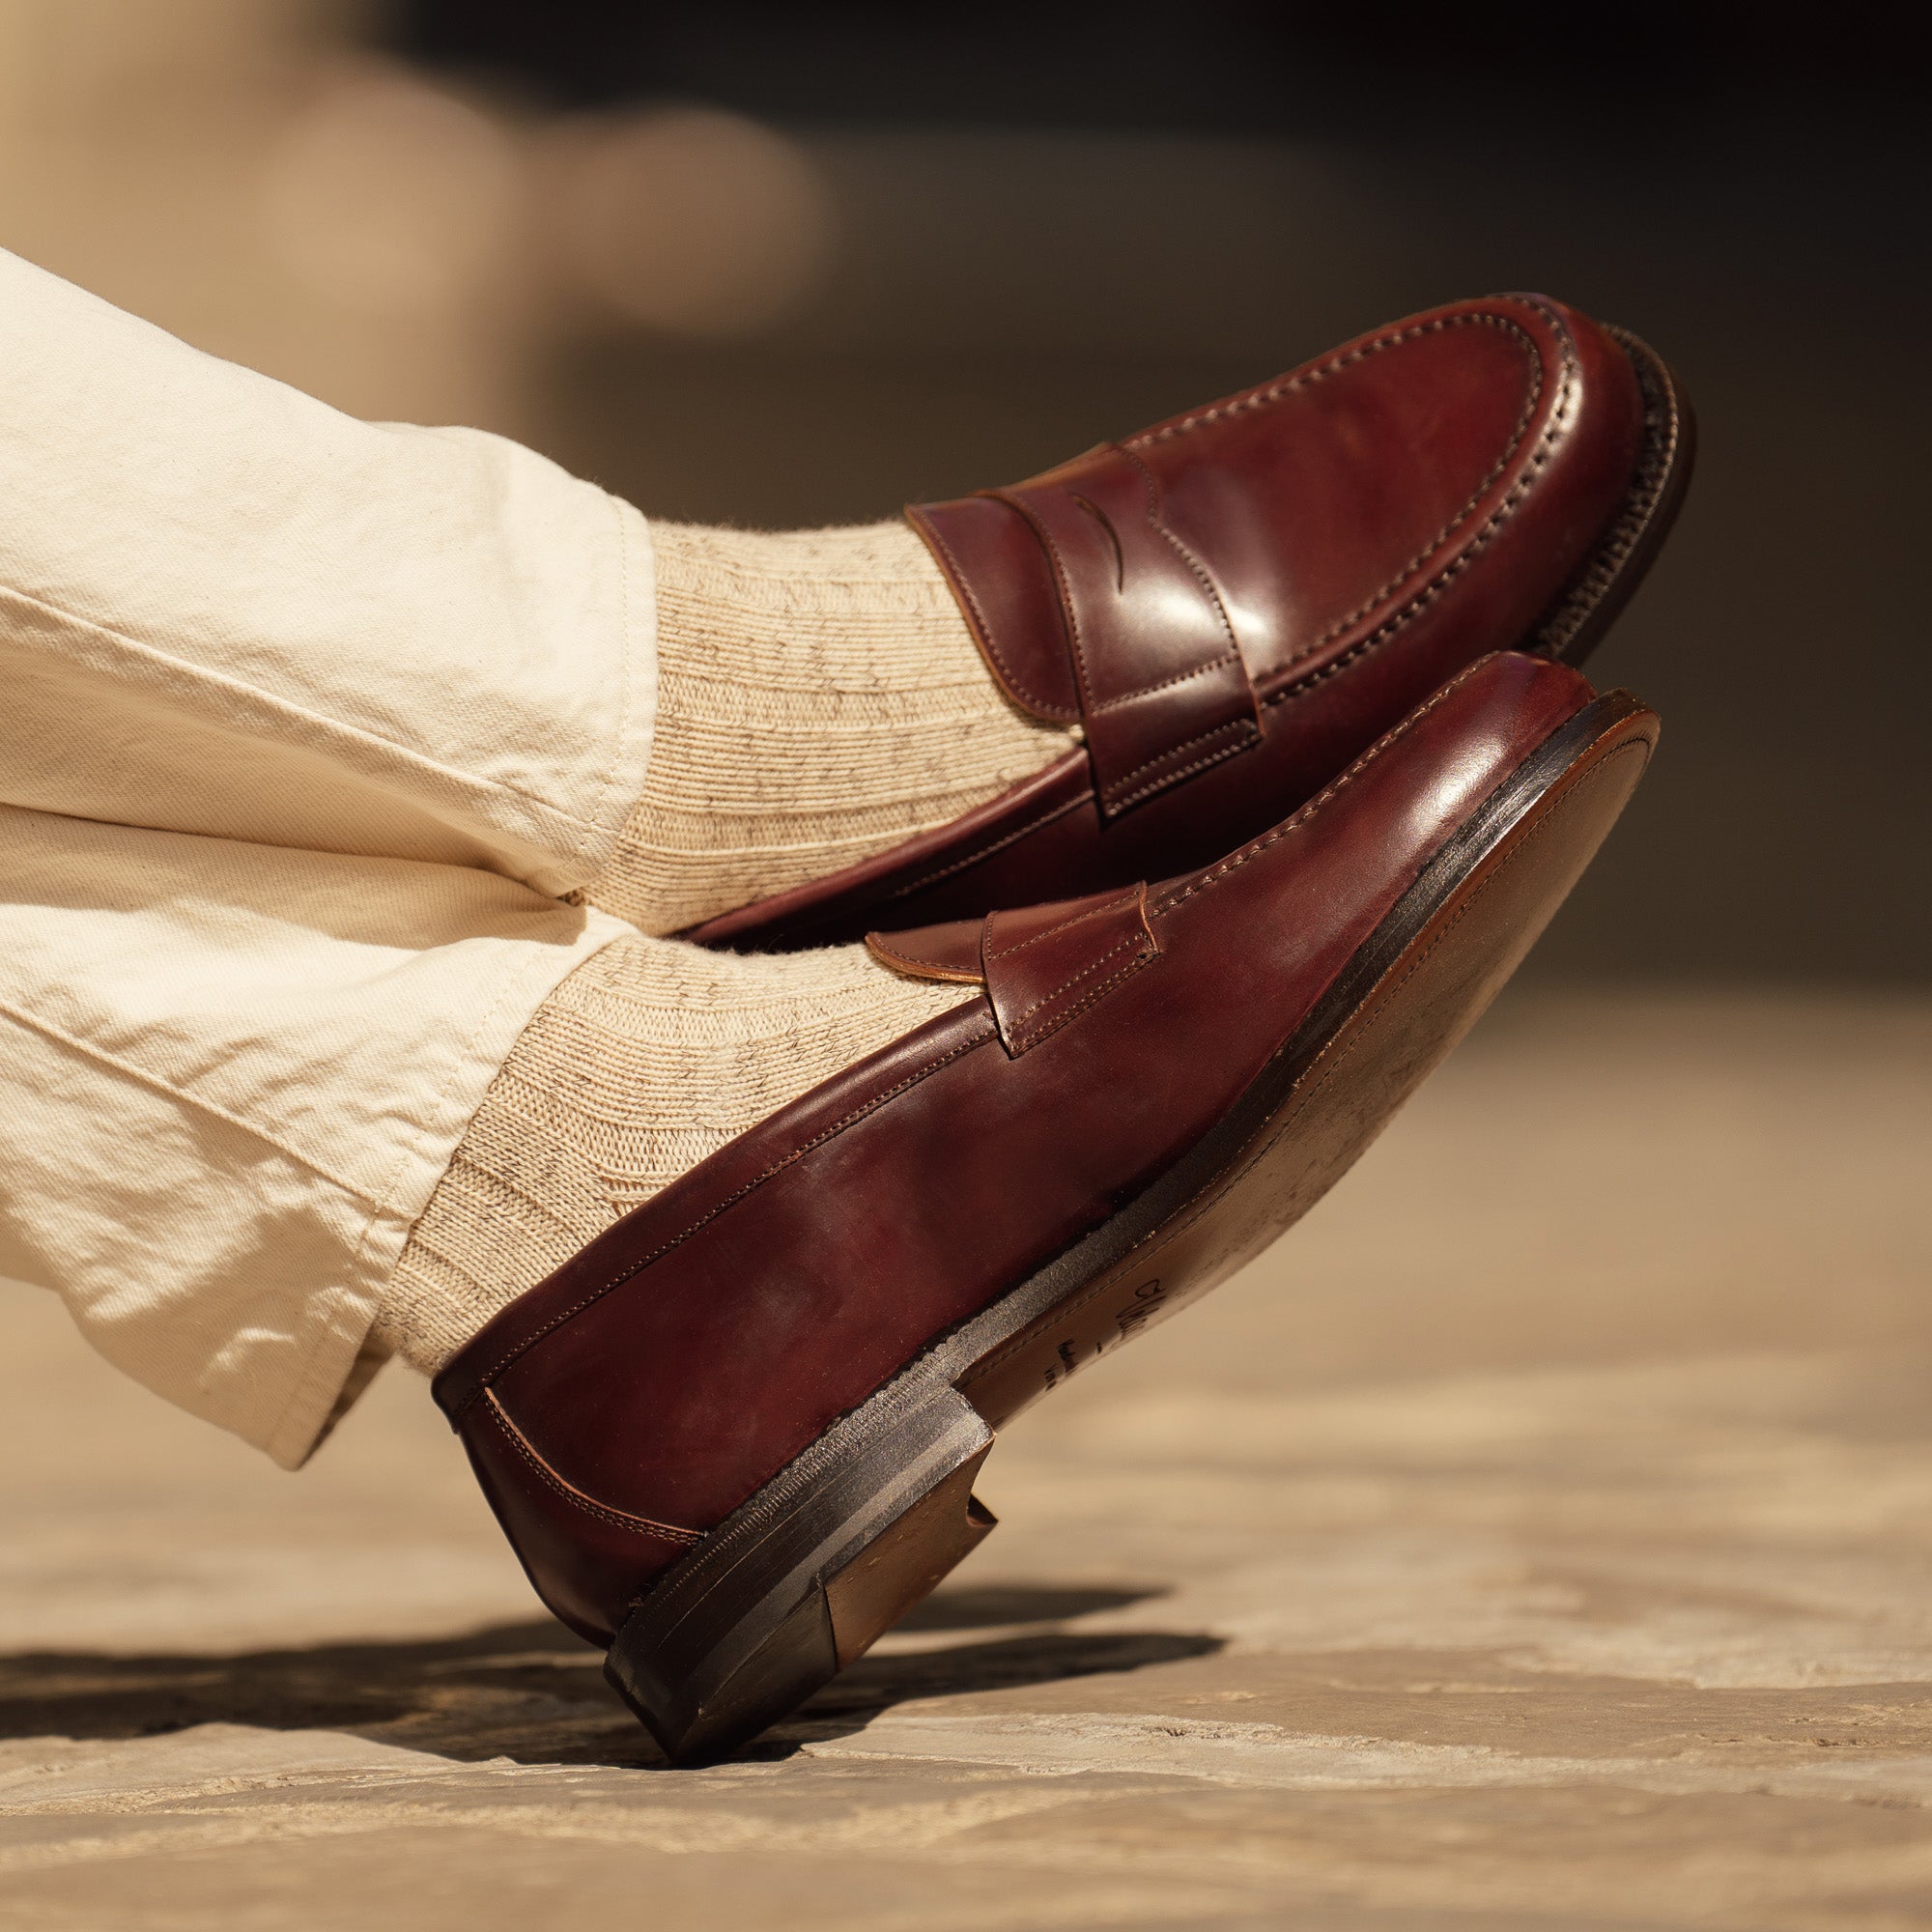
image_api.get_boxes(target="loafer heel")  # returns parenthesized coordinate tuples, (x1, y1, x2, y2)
(604, 1384, 994, 1765)
(824, 1457, 997, 1669)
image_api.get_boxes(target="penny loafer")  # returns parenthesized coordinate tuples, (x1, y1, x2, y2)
(685, 293, 1690, 954)
(434, 649, 1660, 1763)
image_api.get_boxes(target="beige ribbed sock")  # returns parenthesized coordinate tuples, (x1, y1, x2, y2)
(589, 520, 1076, 935)
(378, 932, 971, 1374)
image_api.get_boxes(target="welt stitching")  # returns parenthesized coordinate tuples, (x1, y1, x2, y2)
(467, 1021, 1000, 1395)
(483, 1392, 702, 1544)
(1527, 326, 1681, 656)
(1007, 931, 1145, 1028)
(1148, 655, 1498, 917)
(983, 888, 1141, 960)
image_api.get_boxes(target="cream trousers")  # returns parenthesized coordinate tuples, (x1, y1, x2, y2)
(0, 249, 657, 1466)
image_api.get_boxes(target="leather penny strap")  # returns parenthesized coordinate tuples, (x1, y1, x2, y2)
(911, 444, 1263, 818)
(867, 882, 1160, 1058)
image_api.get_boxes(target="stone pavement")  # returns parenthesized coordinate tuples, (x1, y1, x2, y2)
(2, 990, 1928, 1931)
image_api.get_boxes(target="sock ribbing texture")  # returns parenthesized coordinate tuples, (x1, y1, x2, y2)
(379, 934, 970, 1374)
(588, 519, 1076, 936)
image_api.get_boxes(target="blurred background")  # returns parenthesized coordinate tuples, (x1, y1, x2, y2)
(0, 0, 1922, 980)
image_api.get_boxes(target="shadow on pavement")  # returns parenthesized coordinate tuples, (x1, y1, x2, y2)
(785, 1625, 1224, 1751)
(0, 1585, 1219, 1771)
(893, 1583, 1163, 1630)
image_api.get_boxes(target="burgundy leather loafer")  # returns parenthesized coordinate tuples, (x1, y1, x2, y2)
(686, 293, 1690, 954)
(435, 650, 1661, 1763)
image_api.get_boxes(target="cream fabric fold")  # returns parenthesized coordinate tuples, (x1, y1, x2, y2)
(0, 248, 656, 1464)
(0, 245, 656, 893)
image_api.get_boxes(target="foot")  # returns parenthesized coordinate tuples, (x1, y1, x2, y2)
(431, 649, 1661, 1763)
(673, 292, 1691, 953)
(379, 935, 972, 1371)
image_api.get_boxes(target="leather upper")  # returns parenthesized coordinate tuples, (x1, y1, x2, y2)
(867, 882, 1161, 1057)
(436, 652, 1609, 1646)
(947, 450, 1265, 816)
(688, 294, 1648, 953)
